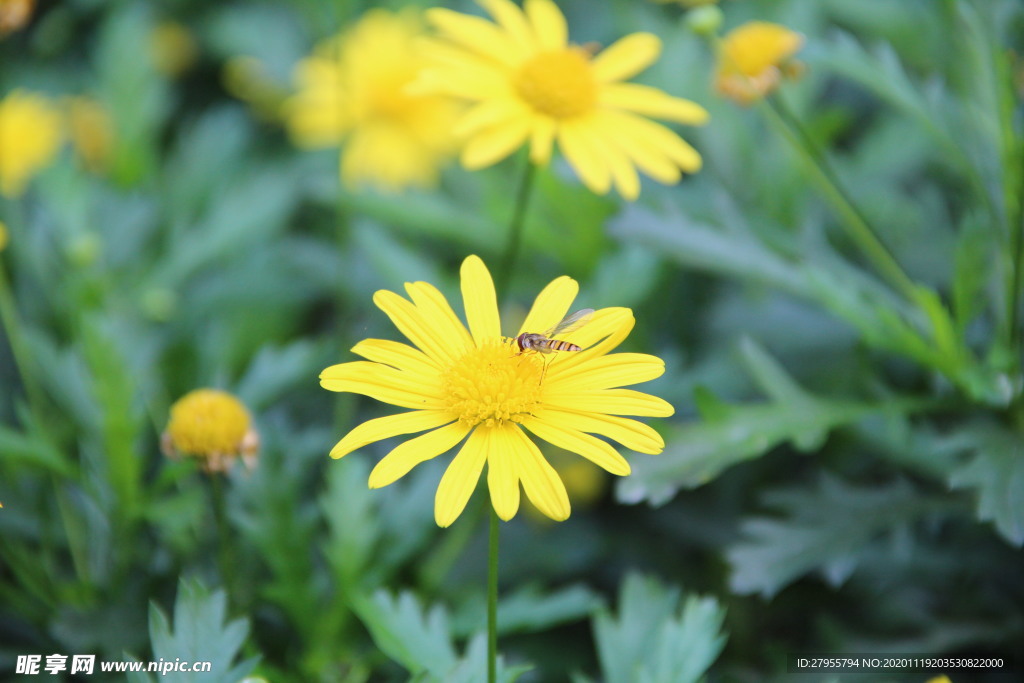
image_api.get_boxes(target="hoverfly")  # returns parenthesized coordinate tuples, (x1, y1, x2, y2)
(515, 308, 594, 355)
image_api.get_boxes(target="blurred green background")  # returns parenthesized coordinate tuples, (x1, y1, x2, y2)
(1, 0, 1022, 681)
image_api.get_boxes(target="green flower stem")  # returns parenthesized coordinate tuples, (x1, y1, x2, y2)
(487, 505, 499, 683)
(761, 94, 919, 303)
(486, 156, 538, 683)
(0, 246, 45, 419)
(209, 474, 236, 604)
(495, 159, 537, 297)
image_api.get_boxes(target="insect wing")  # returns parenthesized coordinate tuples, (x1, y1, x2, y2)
(545, 308, 595, 338)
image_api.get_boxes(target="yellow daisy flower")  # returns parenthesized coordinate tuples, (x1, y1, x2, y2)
(413, 0, 709, 200)
(284, 9, 462, 192)
(162, 389, 260, 474)
(321, 255, 673, 527)
(715, 21, 804, 105)
(0, 90, 63, 198)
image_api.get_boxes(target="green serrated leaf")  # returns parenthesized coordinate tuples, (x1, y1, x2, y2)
(321, 457, 379, 589)
(352, 590, 458, 677)
(737, 336, 811, 404)
(593, 574, 726, 683)
(451, 583, 602, 638)
(949, 425, 1024, 546)
(147, 579, 258, 683)
(726, 476, 932, 597)
(0, 423, 72, 476)
(619, 344, 912, 505)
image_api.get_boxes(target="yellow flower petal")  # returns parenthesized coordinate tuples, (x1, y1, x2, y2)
(588, 128, 641, 200)
(534, 408, 665, 454)
(550, 307, 634, 367)
(518, 275, 580, 337)
(369, 421, 472, 488)
(509, 424, 571, 520)
(374, 289, 461, 365)
(435, 427, 490, 527)
(544, 388, 676, 417)
(460, 255, 501, 343)
(486, 426, 521, 520)
(330, 409, 455, 458)
(520, 416, 631, 475)
(461, 118, 531, 169)
(320, 361, 445, 410)
(404, 281, 474, 356)
(525, 0, 567, 51)
(528, 115, 556, 165)
(478, 0, 536, 52)
(597, 113, 682, 184)
(547, 352, 665, 389)
(454, 98, 529, 138)
(599, 83, 709, 125)
(427, 7, 523, 65)
(604, 110, 703, 172)
(592, 33, 661, 83)
(350, 338, 441, 377)
(558, 119, 612, 194)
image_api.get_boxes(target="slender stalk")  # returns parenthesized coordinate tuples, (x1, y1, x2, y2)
(209, 474, 235, 603)
(495, 159, 537, 297)
(761, 95, 919, 302)
(487, 505, 499, 683)
(0, 247, 45, 418)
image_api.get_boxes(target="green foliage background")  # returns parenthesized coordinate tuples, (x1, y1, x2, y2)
(1, 0, 1022, 681)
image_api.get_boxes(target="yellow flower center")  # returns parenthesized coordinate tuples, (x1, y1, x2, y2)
(515, 48, 597, 119)
(443, 339, 544, 427)
(365, 72, 418, 122)
(165, 389, 251, 456)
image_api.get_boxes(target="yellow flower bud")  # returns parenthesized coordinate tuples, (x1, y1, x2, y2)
(162, 389, 259, 473)
(715, 21, 804, 105)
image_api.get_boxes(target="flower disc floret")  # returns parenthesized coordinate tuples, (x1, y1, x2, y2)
(444, 340, 543, 427)
(515, 48, 596, 119)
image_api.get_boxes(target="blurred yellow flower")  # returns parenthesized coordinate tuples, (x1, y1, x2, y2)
(284, 9, 461, 192)
(0, 0, 33, 38)
(0, 90, 63, 198)
(414, 0, 708, 200)
(925, 677, 952, 683)
(150, 21, 199, 78)
(715, 21, 804, 105)
(65, 96, 113, 172)
(0, 220, 8, 252)
(321, 255, 672, 527)
(162, 389, 259, 473)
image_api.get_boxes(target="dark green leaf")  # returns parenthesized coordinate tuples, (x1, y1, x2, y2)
(949, 425, 1024, 546)
(147, 579, 258, 683)
(593, 574, 727, 683)
(726, 476, 933, 596)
